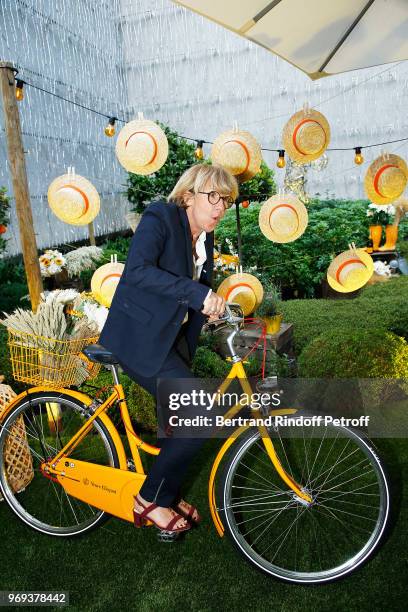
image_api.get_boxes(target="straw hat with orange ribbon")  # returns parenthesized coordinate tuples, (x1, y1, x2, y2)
(211, 125, 262, 183)
(217, 271, 263, 316)
(364, 153, 408, 205)
(259, 194, 308, 243)
(283, 106, 330, 164)
(48, 168, 100, 226)
(91, 255, 124, 307)
(327, 243, 374, 293)
(116, 113, 168, 175)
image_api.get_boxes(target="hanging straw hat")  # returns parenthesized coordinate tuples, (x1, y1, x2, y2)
(47, 168, 100, 226)
(115, 113, 168, 175)
(283, 106, 330, 164)
(364, 154, 408, 204)
(259, 194, 308, 243)
(211, 126, 262, 183)
(327, 243, 374, 293)
(91, 255, 124, 307)
(217, 272, 263, 316)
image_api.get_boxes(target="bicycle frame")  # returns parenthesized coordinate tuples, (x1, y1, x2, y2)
(1, 360, 311, 534)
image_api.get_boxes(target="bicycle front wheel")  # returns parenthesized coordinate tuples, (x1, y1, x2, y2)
(217, 421, 390, 584)
(0, 391, 119, 537)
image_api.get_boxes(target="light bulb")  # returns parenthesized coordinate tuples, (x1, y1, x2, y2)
(277, 150, 285, 168)
(195, 140, 204, 160)
(104, 117, 116, 137)
(15, 79, 24, 101)
(354, 147, 364, 165)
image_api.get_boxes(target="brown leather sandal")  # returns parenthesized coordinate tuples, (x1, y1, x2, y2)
(133, 494, 191, 532)
(175, 500, 202, 525)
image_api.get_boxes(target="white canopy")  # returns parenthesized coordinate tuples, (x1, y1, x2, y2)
(173, 0, 408, 79)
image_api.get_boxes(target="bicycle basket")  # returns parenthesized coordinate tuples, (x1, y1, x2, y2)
(7, 328, 101, 389)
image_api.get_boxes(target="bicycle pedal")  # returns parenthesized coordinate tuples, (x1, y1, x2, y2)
(157, 530, 182, 543)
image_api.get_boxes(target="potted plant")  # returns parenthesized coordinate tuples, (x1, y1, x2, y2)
(366, 204, 394, 250)
(255, 283, 283, 334)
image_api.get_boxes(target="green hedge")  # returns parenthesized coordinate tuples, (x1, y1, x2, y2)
(281, 276, 408, 354)
(298, 328, 408, 379)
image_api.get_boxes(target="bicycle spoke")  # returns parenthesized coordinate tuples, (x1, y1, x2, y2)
(222, 424, 388, 582)
(0, 395, 116, 536)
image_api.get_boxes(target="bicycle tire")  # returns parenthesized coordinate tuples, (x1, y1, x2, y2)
(216, 422, 390, 584)
(0, 391, 119, 537)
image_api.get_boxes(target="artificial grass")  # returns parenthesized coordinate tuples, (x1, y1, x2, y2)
(0, 436, 406, 612)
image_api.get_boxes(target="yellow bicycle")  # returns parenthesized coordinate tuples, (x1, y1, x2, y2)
(0, 305, 390, 584)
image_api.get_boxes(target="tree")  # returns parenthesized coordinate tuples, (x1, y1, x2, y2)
(238, 160, 276, 201)
(126, 123, 276, 213)
(127, 124, 197, 214)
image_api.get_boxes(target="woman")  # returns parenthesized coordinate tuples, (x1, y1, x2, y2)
(99, 163, 239, 534)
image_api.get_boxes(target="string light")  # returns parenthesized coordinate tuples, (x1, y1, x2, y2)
(104, 117, 117, 137)
(11, 75, 408, 157)
(276, 150, 286, 168)
(194, 140, 204, 160)
(15, 79, 24, 101)
(354, 146, 364, 165)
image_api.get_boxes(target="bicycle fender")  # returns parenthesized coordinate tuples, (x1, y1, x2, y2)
(208, 425, 250, 537)
(0, 387, 128, 469)
(208, 408, 300, 536)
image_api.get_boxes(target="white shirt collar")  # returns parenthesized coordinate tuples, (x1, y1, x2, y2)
(195, 231, 207, 265)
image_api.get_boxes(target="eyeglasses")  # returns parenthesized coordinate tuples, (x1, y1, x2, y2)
(198, 191, 235, 209)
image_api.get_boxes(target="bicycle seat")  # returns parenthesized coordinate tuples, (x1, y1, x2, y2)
(82, 343, 119, 365)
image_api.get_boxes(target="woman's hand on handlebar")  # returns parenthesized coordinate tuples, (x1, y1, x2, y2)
(201, 291, 226, 319)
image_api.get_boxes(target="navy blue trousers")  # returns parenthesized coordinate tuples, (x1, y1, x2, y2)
(118, 326, 207, 506)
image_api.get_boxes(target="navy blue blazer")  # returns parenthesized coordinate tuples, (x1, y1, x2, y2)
(99, 200, 213, 377)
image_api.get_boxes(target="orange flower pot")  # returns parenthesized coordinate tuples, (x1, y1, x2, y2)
(369, 225, 382, 251)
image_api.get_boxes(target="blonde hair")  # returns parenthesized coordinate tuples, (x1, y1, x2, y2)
(167, 163, 239, 208)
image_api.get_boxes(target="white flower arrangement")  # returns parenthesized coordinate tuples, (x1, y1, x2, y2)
(225, 238, 238, 257)
(38, 246, 104, 279)
(81, 301, 109, 332)
(64, 246, 104, 278)
(366, 203, 395, 217)
(72, 291, 109, 333)
(39, 250, 66, 277)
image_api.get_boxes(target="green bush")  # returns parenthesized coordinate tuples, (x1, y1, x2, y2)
(0, 325, 13, 385)
(281, 276, 408, 354)
(298, 328, 408, 379)
(127, 124, 276, 214)
(215, 198, 376, 297)
(127, 382, 157, 433)
(246, 352, 294, 378)
(100, 236, 131, 260)
(197, 330, 220, 352)
(0, 257, 28, 313)
(127, 124, 198, 214)
(192, 346, 230, 378)
(0, 187, 10, 256)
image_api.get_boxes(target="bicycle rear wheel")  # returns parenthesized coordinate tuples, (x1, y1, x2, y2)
(0, 391, 119, 537)
(217, 420, 390, 583)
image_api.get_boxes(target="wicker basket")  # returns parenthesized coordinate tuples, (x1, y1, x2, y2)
(0, 382, 34, 500)
(7, 329, 101, 389)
